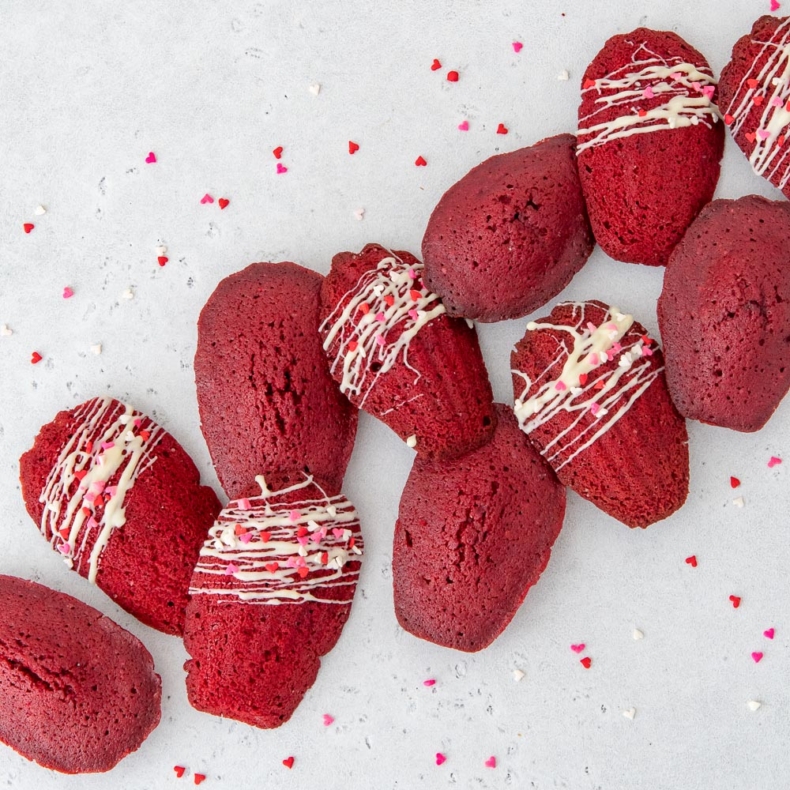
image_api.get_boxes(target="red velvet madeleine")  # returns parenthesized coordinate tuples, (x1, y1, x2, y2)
(577, 28, 724, 266)
(195, 262, 358, 500)
(511, 300, 688, 528)
(319, 243, 496, 459)
(184, 476, 363, 729)
(393, 405, 565, 652)
(719, 16, 790, 199)
(19, 397, 221, 636)
(422, 134, 594, 322)
(658, 196, 790, 431)
(0, 575, 160, 774)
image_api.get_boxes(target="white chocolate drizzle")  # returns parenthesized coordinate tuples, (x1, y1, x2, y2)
(577, 42, 718, 155)
(319, 251, 446, 407)
(513, 302, 662, 471)
(38, 397, 163, 583)
(724, 18, 790, 190)
(189, 476, 363, 605)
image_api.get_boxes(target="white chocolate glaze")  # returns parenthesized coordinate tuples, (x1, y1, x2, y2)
(319, 251, 446, 408)
(577, 41, 718, 155)
(513, 302, 661, 471)
(189, 476, 363, 605)
(724, 18, 790, 190)
(38, 397, 163, 583)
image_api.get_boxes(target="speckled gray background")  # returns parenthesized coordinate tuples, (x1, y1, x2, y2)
(1, 1, 788, 788)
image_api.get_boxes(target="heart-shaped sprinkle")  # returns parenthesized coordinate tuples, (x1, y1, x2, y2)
(430, 58, 441, 71)
(458, 120, 469, 131)
(200, 194, 214, 204)
(724, 114, 735, 125)
(31, 351, 42, 364)
(583, 77, 596, 89)
(347, 340, 359, 352)
(512, 41, 523, 53)
(702, 85, 715, 99)
(359, 302, 370, 314)
(746, 131, 756, 142)
(747, 78, 759, 89)
(239, 532, 252, 543)
(423, 678, 436, 687)
(58, 526, 70, 539)
(408, 308, 419, 320)
(570, 643, 585, 653)
(747, 699, 762, 711)
(730, 476, 740, 488)
(225, 563, 239, 575)
(764, 628, 775, 639)
(174, 765, 186, 778)
(496, 123, 509, 135)
(771, 0, 781, 11)
(436, 753, 446, 765)
(643, 85, 654, 99)
(57, 542, 71, 555)
(447, 70, 459, 82)
(289, 509, 301, 522)
(415, 156, 427, 166)
(63, 287, 74, 299)
(23, 223, 34, 234)
(485, 756, 497, 769)
(685, 555, 697, 567)
(157, 256, 168, 266)
(298, 567, 309, 578)
(772, 96, 784, 107)
(638, 109, 647, 118)
(752, 651, 764, 663)
(218, 198, 230, 210)
(758, 129, 771, 140)
(384, 294, 395, 306)
(375, 312, 385, 322)
(332, 528, 345, 538)
(273, 146, 283, 159)
(276, 163, 288, 174)
(729, 595, 741, 608)
(768, 456, 782, 468)
(194, 775, 206, 786)
(753, 95, 765, 106)
(297, 535, 309, 546)
(623, 708, 636, 720)
(265, 562, 278, 573)
(323, 714, 334, 726)
(580, 657, 592, 669)
(348, 141, 360, 154)
(282, 756, 294, 769)
(145, 151, 156, 164)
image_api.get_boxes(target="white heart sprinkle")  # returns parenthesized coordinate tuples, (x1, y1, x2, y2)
(90, 343, 102, 355)
(34, 204, 47, 215)
(632, 629, 644, 640)
(353, 208, 365, 221)
(0, 324, 12, 337)
(733, 496, 745, 508)
(156, 245, 168, 256)
(623, 708, 636, 720)
(747, 700, 762, 711)
(122, 288, 135, 300)
(308, 82, 321, 95)
(512, 669, 525, 682)
(557, 69, 569, 81)
(406, 435, 417, 448)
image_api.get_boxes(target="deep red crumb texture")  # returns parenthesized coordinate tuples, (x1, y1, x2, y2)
(0, 575, 161, 774)
(422, 134, 594, 322)
(393, 405, 565, 652)
(511, 300, 689, 528)
(577, 28, 724, 266)
(318, 243, 496, 461)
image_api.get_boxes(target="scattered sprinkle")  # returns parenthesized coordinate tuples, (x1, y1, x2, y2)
(273, 146, 283, 159)
(746, 132, 757, 143)
(156, 244, 168, 256)
(122, 288, 135, 300)
(733, 496, 745, 508)
(685, 555, 698, 567)
(512, 669, 525, 682)
(768, 456, 782, 468)
(282, 756, 295, 769)
(0, 325, 12, 337)
(225, 563, 239, 576)
(348, 141, 360, 155)
(415, 156, 427, 167)
(308, 83, 321, 96)
(724, 113, 735, 125)
(583, 77, 596, 89)
(276, 163, 288, 174)
(145, 151, 157, 164)
(89, 343, 102, 356)
(34, 205, 47, 215)
(764, 627, 775, 639)
(729, 595, 742, 609)
(622, 708, 636, 720)
(423, 678, 436, 687)
(458, 120, 469, 131)
(194, 775, 206, 786)
(557, 69, 570, 81)
(580, 657, 592, 669)
(752, 651, 764, 664)
(431, 58, 442, 71)
(353, 208, 365, 221)
(436, 753, 446, 765)
(406, 434, 417, 448)
(23, 223, 34, 234)
(200, 194, 214, 204)
(485, 756, 497, 769)
(323, 714, 334, 726)
(570, 643, 585, 653)
(748, 700, 762, 711)
(496, 123, 509, 135)
(512, 41, 523, 53)
(62, 287, 74, 299)
(174, 766, 186, 778)
(771, 0, 781, 12)
(31, 351, 42, 365)
(447, 70, 459, 82)
(633, 629, 644, 640)
(157, 256, 168, 267)
(218, 198, 230, 210)
(730, 476, 741, 488)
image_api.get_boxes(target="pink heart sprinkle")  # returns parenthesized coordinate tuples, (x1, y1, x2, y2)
(485, 756, 497, 769)
(555, 381, 567, 391)
(512, 41, 523, 53)
(436, 753, 447, 766)
(200, 193, 214, 204)
(408, 309, 419, 320)
(758, 129, 771, 140)
(239, 532, 253, 544)
(423, 679, 436, 687)
(570, 643, 585, 653)
(289, 510, 301, 522)
(408, 268, 417, 279)
(375, 312, 386, 322)
(297, 535, 309, 546)
(768, 456, 782, 468)
(752, 651, 764, 663)
(276, 163, 287, 174)
(771, 0, 781, 12)
(332, 528, 345, 538)
(643, 85, 654, 99)
(692, 81, 701, 91)
(671, 72, 682, 80)
(57, 542, 71, 555)
(145, 151, 156, 163)
(375, 334, 386, 346)
(458, 120, 469, 131)
(225, 563, 239, 575)
(772, 96, 784, 107)
(238, 498, 251, 510)
(702, 85, 715, 99)
(589, 403, 600, 415)
(323, 714, 334, 726)
(764, 628, 775, 639)
(63, 287, 74, 299)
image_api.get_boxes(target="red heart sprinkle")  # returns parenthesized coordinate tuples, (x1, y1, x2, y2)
(23, 223, 34, 234)
(296, 526, 308, 537)
(578, 373, 588, 386)
(194, 775, 206, 786)
(321, 551, 329, 565)
(348, 340, 358, 351)
(496, 123, 509, 135)
(447, 70, 459, 82)
(384, 294, 395, 306)
(410, 289, 422, 301)
(638, 109, 647, 117)
(260, 531, 271, 542)
(174, 766, 186, 778)
(729, 595, 741, 609)
(753, 95, 765, 106)
(431, 59, 442, 71)
(283, 756, 295, 769)
(273, 146, 283, 159)
(218, 198, 229, 210)
(348, 141, 360, 154)
(74, 469, 87, 480)
(415, 156, 427, 166)
(724, 114, 735, 125)
(746, 132, 756, 143)
(685, 555, 697, 567)
(265, 562, 278, 573)
(730, 476, 740, 488)
(31, 351, 42, 364)
(58, 526, 70, 539)
(583, 78, 596, 89)
(780, 135, 787, 146)
(359, 302, 371, 314)
(157, 256, 168, 266)
(145, 151, 156, 164)
(594, 379, 605, 389)
(747, 78, 759, 89)
(140, 430, 150, 441)
(234, 524, 247, 535)
(298, 567, 309, 578)
(580, 657, 592, 669)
